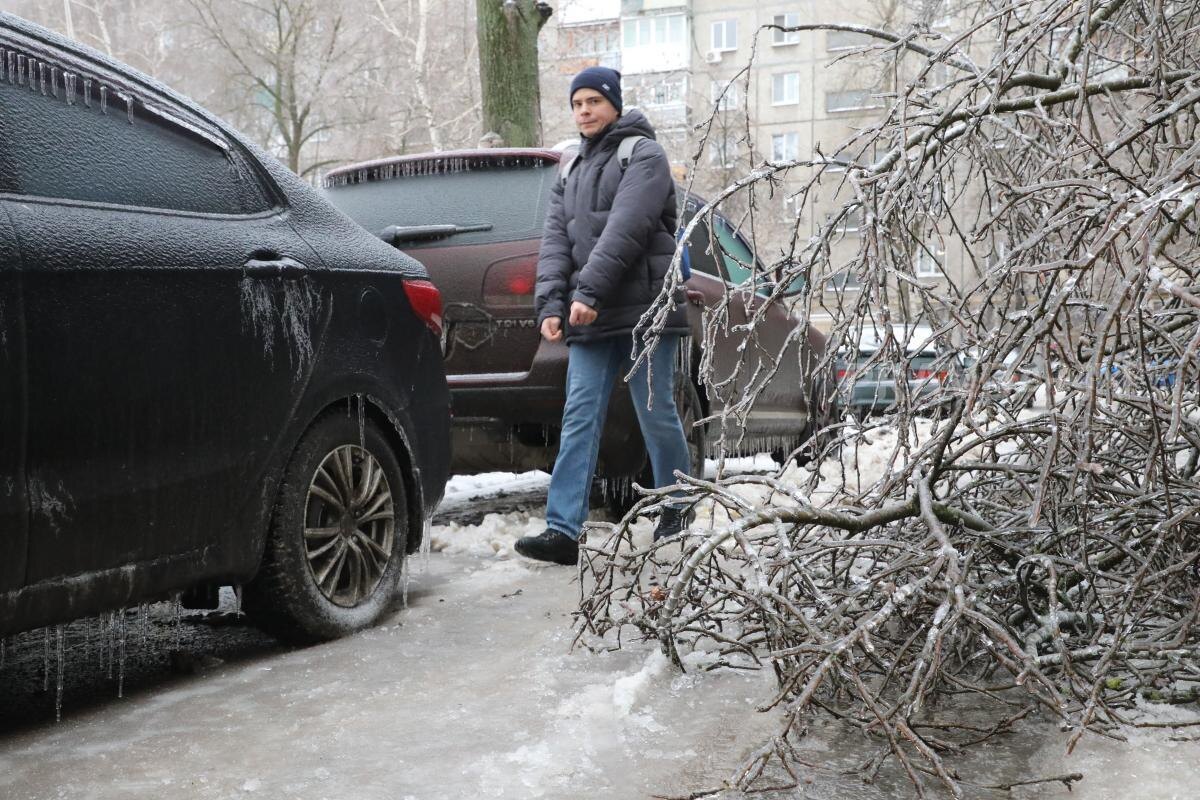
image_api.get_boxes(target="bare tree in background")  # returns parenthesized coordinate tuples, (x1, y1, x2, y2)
(372, 0, 482, 153)
(5, 0, 186, 80)
(185, 0, 373, 177)
(579, 1, 1200, 795)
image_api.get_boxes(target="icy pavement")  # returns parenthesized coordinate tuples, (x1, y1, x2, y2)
(0, 551, 782, 800)
(3, 456, 1198, 799)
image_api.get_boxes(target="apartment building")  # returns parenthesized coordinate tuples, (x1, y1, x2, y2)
(540, 1, 968, 328)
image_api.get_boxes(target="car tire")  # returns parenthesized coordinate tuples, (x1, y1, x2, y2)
(245, 411, 408, 643)
(603, 378, 705, 517)
(775, 393, 838, 468)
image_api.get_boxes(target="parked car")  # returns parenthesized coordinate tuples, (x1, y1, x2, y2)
(960, 346, 1044, 408)
(323, 147, 832, 491)
(835, 325, 958, 418)
(0, 14, 450, 642)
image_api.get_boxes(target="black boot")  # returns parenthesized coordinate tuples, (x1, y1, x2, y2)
(514, 529, 579, 565)
(653, 504, 696, 542)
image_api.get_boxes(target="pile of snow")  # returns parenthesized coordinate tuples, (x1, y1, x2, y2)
(442, 471, 550, 504)
(431, 511, 545, 557)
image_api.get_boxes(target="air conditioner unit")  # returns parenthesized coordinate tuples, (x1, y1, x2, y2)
(705, 50, 722, 64)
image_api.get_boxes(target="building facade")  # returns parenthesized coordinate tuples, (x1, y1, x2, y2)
(540, 0, 970, 329)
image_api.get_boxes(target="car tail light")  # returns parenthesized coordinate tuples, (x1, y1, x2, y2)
(912, 369, 948, 380)
(403, 279, 443, 337)
(483, 255, 537, 307)
(836, 368, 848, 379)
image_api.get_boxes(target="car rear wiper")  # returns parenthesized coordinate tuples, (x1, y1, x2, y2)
(380, 223, 494, 243)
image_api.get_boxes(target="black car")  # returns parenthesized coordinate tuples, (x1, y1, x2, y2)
(0, 14, 450, 642)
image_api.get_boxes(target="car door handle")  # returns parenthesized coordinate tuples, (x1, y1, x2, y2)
(243, 256, 308, 279)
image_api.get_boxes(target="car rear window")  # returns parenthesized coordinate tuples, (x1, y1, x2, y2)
(0, 50, 271, 215)
(325, 159, 555, 248)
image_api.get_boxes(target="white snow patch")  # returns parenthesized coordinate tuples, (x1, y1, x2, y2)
(430, 511, 544, 557)
(443, 470, 550, 503)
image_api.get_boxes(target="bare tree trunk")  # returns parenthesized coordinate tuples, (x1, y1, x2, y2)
(61, 0, 75, 40)
(475, 0, 549, 147)
(374, 0, 443, 152)
(412, 0, 441, 150)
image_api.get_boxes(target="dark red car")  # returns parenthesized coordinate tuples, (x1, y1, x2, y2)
(324, 148, 829, 495)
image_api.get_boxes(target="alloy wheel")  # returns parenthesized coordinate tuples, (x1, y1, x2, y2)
(303, 445, 396, 607)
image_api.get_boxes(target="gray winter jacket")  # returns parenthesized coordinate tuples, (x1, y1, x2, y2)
(534, 110, 690, 344)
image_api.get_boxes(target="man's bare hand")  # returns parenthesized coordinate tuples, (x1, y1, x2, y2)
(541, 316, 563, 342)
(569, 301, 598, 327)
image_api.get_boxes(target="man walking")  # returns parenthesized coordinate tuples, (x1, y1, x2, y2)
(514, 66, 693, 566)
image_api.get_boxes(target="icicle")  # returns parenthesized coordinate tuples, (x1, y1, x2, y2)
(173, 594, 183, 651)
(55, 625, 64, 723)
(38, 61, 48, 95)
(118, 91, 134, 124)
(64, 71, 76, 105)
(234, 585, 243, 617)
(106, 612, 115, 679)
(419, 516, 433, 571)
(83, 77, 92, 107)
(117, 611, 126, 699)
(49, 66, 59, 98)
(15, 54, 25, 86)
(42, 628, 50, 692)
(399, 555, 410, 610)
(357, 393, 366, 449)
(140, 602, 149, 646)
(99, 85, 108, 114)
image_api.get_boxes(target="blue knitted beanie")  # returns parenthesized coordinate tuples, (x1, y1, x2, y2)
(569, 66, 623, 113)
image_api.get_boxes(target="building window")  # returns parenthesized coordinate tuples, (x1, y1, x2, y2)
(915, 242, 944, 277)
(772, 72, 800, 105)
(826, 30, 874, 51)
(825, 89, 881, 113)
(771, 132, 800, 162)
(623, 14, 684, 48)
(623, 17, 646, 47)
(708, 133, 738, 167)
(820, 158, 851, 173)
(833, 206, 863, 233)
(827, 270, 861, 291)
(711, 19, 737, 52)
(565, 24, 620, 56)
(644, 77, 685, 106)
(711, 80, 739, 111)
(773, 13, 800, 45)
(783, 192, 803, 218)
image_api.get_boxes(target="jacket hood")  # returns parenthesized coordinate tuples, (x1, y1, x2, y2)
(580, 109, 658, 157)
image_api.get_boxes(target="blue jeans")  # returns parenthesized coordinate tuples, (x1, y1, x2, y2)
(545, 334, 691, 540)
